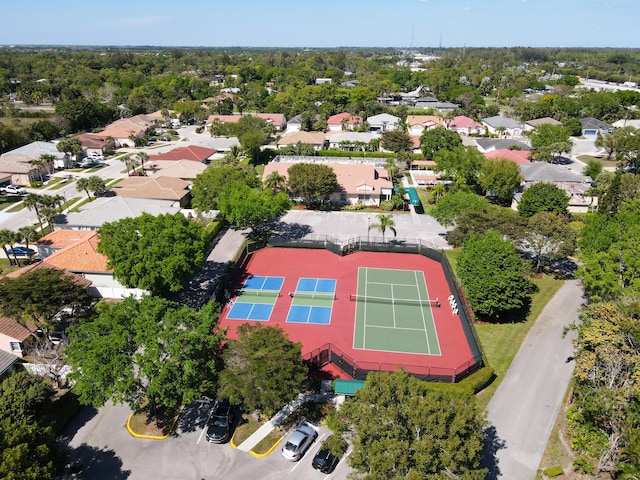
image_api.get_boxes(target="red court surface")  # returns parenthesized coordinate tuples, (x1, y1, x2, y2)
(220, 247, 478, 380)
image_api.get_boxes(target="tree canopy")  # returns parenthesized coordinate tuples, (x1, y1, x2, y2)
(430, 191, 490, 227)
(218, 323, 307, 418)
(433, 146, 484, 191)
(286, 163, 338, 203)
(517, 182, 569, 218)
(457, 231, 533, 319)
(420, 127, 463, 160)
(191, 166, 259, 212)
(381, 130, 414, 153)
(478, 158, 522, 206)
(333, 370, 487, 480)
(66, 297, 225, 413)
(97, 213, 207, 296)
(527, 124, 573, 162)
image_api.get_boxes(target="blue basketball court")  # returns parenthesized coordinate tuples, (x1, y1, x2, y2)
(286, 277, 337, 325)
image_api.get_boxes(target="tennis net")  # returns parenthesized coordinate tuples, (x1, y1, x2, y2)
(349, 294, 440, 307)
(239, 289, 281, 298)
(290, 291, 336, 300)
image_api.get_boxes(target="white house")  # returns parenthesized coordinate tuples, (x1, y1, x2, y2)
(367, 113, 401, 133)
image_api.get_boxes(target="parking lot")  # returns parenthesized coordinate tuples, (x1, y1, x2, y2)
(60, 400, 352, 480)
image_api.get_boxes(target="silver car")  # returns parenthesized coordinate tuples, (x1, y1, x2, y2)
(281, 423, 318, 461)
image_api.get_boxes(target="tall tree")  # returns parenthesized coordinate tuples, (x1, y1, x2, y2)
(368, 213, 397, 242)
(433, 146, 484, 191)
(218, 323, 307, 418)
(517, 182, 569, 218)
(286, 163, 338, 203)
(381, 130, 413, 154)
(519, 212, 576, 273)
(66, 297, 225, 418)
(478, 158, 522, 206)
(334, 370, 487, 480)
(431, 191, 490, 227)
(457, 231, 533, 319)
(420, 127, 462, 160)
(527, 124, 573, 162)
(75, 177, 91, 199)
(97, 213, 206, 296)
(191, 166, 260, 212)
(56, 137, 83, 168)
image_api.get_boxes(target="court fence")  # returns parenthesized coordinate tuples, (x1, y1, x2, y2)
(303, 342, 483, 384)
(270, 234, 486, 382)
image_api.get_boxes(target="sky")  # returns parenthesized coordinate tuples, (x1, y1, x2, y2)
(1, 0, 638, 49)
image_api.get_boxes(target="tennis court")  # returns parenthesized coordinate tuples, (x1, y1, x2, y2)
(226, 275, 284, 321)
(353, 267, 441, 355)
(286, 277, 337, 325)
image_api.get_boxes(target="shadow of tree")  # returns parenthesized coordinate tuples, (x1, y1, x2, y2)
(64, 443, 131, 479)
(481, 425, 506, 480)
(57, 406, 99, 446)
(268, 221, 314, 240)
(172, 400, 211, 436)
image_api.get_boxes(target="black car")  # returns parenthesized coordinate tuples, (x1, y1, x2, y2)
(205, 400, 235, 443)
(312, 447, 339, 473)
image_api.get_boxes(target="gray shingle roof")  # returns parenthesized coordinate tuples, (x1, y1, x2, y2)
(520, 162, 591, 183)
(580, 117, 612, 130)
(476, 138, 531, 151)
(482, 115, 523, 129)
(0, 349, 19, 376)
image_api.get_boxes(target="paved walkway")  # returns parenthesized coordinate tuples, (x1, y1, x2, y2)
(483, 280, 584, 479)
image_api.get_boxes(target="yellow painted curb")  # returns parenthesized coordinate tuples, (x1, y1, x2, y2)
(126, 413, 179, 440)
(229, 436, 237, 449)
(250, 437, 282, 458)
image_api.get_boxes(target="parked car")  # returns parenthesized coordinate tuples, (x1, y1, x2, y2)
(281, 422, 318, 461)
(6, 246, 36, 256)
(205, 399, 236, 443)
(312, 445, 340, 473)
(3, 184, 27, 195)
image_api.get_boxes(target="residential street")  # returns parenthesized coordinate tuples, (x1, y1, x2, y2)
(483, 280, 584, 479)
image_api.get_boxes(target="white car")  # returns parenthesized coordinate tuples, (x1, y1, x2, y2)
(281, 423, 318, 461)
(3, 184, 27, 195)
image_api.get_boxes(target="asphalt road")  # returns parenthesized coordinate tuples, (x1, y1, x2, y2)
(483, 280, 584, 479)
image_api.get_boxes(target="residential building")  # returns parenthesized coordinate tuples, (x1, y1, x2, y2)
(449, 116, 484, 136)
(111, 176, 192, 208)
(524, 117, 563, 132)
(263, 157, 393, 206)
(484, 149, 532, 165)
(580, 117, 614, 137)
(285, 115, 304, 134)
(0, 141, 59, 185)
(326, 113, 363, 132)
(325, 132, 380, 151)
(276, 131, 326, 150)
(148, 146, 216, 163)
(0, 316, 32, 358)
(475, 138, 531, 153)
(367, 113, 401, 133)
(482, 115, 524, 137)
(95, 114, 156, 148)
(406, 115, 445, 136)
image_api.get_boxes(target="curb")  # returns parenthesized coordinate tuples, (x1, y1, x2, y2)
(249, 437, 282, 458)
(229, 436, 237, 449)
(125, 413, 179, 440)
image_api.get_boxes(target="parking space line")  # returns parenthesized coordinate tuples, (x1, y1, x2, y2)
(197, 407, 213, 444)
(290, 433, 324, 472)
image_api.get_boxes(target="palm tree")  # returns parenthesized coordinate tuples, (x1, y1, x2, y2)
(137, 152, 149, 174)
(51, 194, 65, 214)
(264, 171, 286, 193)
(23, 193, 45, 232)
(40, 154, 56, 176)
(88, 176, 106, 197)
(368, 214, 397, 243)
(29, 156, 47, 182)
(76, 177, 91, 199)
(384, 158, 398, 182)
(17, 225, 39, 250)
(431, 183, 446, 204)
(0, 229, 16, 266)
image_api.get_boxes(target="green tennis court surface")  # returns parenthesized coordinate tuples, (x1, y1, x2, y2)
(353, 267, 441, 355)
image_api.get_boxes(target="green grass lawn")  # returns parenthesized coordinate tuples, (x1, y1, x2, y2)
(475, 274, 565, 409)
(0, 196, 25, 210)
(576, 154, 618, 170)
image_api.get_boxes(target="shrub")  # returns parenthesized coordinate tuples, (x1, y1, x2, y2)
(343, 203, 365, 211)
(543, 466, 565, 477)
(30, 181, 43, 188)
(380, 200, 394, 211)
(573, 457, 596, 475)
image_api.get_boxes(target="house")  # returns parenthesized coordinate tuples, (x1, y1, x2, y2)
(35, 230, 147, 299)
(475, 138, 531, 153)
(580, 117, 614, 137)
(414, 97, 459, 112)
(207, 136, 241, 154)
(75, 133, 108, 157)
(253, 113, 287, 131)
(263, 158, 393, 206)
(482, 115, 524, 137)
(146, 160, 207, 180)
(612, 119, 640, 129)
(276, 131, 327, 150)
(367, 113, 401, 133)
(0, 141, 60, 185)
(406, 115, 445, 136)
(326, 132, 380, 151)
(408, 160, 442, 186)
(514, 162, 596, 213)
(326, 113, 363, 132)
(0, 316, 32, 358)
(96, 114, 156, 148)
(524, 117, 563, 132)
(285, 115, 304, 134)
(111, 176, 192, 208)
(148, 146, 216, 163)
(484, 149, 532, 165)
(53, 196, 180, 231)
(449, 116, 484, 136)
(0, 349, 19, 377)
(206, 114, 242, 128)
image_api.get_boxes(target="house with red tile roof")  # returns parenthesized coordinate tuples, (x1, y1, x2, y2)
(35, 230, 147, 299)
(263, 159, 393, 206)
(147, 160, 207, 180)
(484, 149, 532, 165)
(95, 114, 156, 148)
(111, 176, 192, 207)
(75, 133, 108, 156)
(206, 113, 287, 131)
(0, 315, 32, 358)
(148, 146, 215, 163)
(449, 116, 484, 136)
(406, 115, 445, 136)
(327, 113, 363, 132)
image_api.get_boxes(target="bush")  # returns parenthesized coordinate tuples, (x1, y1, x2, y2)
(423, 366, 495, 396)
(573, 457, 596, 475)
(195, 126, 204, 134)
(30, 181, 43, 188)
(543, 466, 565, 477)
(203, 220, 224, 243)
(343, 203, 365, 211)
(380, 200, 394, 211)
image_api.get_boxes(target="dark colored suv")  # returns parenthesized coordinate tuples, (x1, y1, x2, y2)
(205, 400, 236, 443)
(312, 447, 339, 473)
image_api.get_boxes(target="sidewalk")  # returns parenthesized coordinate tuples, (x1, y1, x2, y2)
(236, 392, 332, 452)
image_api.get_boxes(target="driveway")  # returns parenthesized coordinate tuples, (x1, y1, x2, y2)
(483, 280, 584, 479)
(60, 401, 352, 480)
